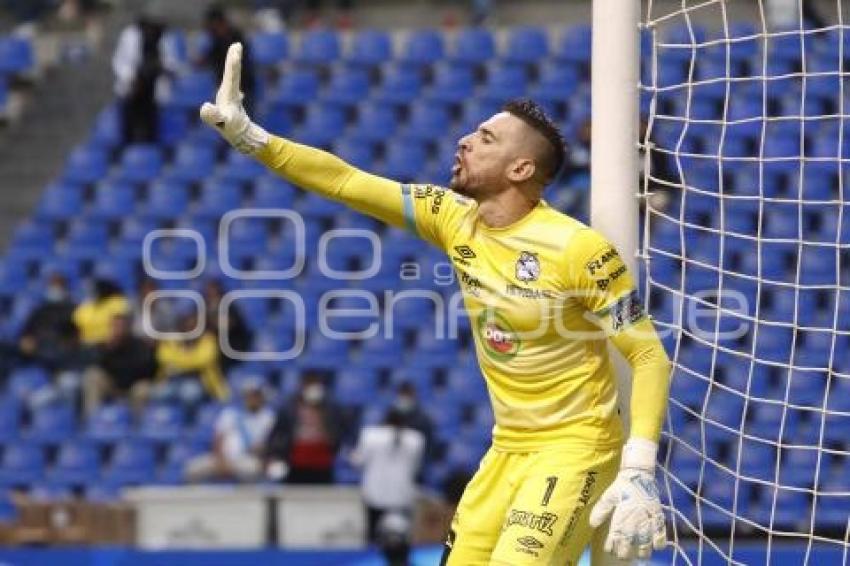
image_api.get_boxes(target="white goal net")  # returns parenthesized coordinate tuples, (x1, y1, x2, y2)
(641, 0, 850, 564)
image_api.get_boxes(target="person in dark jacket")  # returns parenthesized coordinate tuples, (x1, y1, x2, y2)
(201, 4, 255, 112)
(265, 373, 340, 484)
(17, 274, 83, 372)
(83, 312, 157, 417)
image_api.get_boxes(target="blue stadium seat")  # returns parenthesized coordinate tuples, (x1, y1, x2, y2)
(219, 149, 266, 183)
(402, 102, 450, 142)
(194, 178, 244, 218)
(11, 220, 54, 255)
(323, 67, 371, 106)
(49, 440, 100, 487)
(0, 396, 20, 443)
(35, 182, 85, 220)
(426, 63, 474, 104)
(374, 64, 423, 105)
(102, 439, 156, 486)
(89, 181, 136, 219)
(480, 63, 528, 104)
(451, 27, 495, 65)
(555, 25, 592, 64)
(347, 29, 393, 67)
(271, 68, 320, 107)
(157, 104, 190, 147)
(139, 404, 186, 444)
(503, 26, 549, 63)
(292, 103, 346, 147)
(186, 402, 223, 447)
(735, 438, 777, 481)
(334, 137, 377, 170)
(0, 36, 34, 76)
(169, 71, 215, 109)
(380, 142, 427, 182)
(0, 443, 45, 488)
(529, 61, 580, 108)
(140, 180, 190, 220)
(26, 403, 76, 445)
(65, 219, 109, 250)
(64, 146, 110, 185)
(252, 175, 297, 209)
(7, 366, 49, 402)
(89, 105, 122, 150)
(167, 144, 217, 183)
(86, 402, 132, 445)
(356, 335, 405, 368)
(159, 441, 205, 485)
(250, 31, 288, 66)
(334, 367, 379, 406)
(115, 144, 164, 184)
(349, 103, 398, 144)
(296, 29, 340, 65)
(400, 29, 444, 66)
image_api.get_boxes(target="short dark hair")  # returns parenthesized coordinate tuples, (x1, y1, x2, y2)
(503, 99, 566, 184)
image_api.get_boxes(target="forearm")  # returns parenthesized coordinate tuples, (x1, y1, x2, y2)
(609, 317, 672, 443)
(256, 135, 406, 227)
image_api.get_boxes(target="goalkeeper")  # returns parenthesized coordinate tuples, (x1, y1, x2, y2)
(202, 44, 671, 565)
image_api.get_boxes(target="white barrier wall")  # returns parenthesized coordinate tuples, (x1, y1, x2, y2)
(124, 485, 365, 550)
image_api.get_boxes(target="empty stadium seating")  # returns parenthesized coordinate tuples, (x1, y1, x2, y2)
(0, 23, 845, 518)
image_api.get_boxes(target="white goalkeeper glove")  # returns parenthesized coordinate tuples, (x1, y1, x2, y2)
(589, 438, 667, 560)
(199, 42, 269, 155)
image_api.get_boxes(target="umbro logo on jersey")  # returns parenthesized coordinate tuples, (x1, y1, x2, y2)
(454, 245, 476, 259)
(452, 245, 476, 266)
(517, 536, 544, 549)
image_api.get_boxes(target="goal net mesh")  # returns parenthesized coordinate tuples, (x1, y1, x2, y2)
(641, 1, 850, 563)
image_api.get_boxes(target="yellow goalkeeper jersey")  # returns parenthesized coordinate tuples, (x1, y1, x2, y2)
(258, 137, 671, 453)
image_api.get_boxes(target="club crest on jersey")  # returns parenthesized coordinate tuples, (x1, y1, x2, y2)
(515, 251, 540, 282)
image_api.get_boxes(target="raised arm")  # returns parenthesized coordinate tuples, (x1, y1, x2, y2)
(199, 42, 467, 237)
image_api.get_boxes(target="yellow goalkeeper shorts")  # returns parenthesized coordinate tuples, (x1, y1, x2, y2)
(440, 444, 619, 566)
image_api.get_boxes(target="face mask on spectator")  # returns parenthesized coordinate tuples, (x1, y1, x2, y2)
(303, 383, 325, 404)
(394, 395, 415, 413)
(46, 285, 68, 303)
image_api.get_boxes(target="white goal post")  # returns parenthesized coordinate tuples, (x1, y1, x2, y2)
(594, 0, 850, 564)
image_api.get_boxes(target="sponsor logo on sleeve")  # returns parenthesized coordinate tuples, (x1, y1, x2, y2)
(515, 535, 545, 557)
(452, 245, 476, 266)
(585, 247, 621, 278)
(609, 290, 645, 331)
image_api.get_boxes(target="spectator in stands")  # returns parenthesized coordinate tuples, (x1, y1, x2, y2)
(132, 277, 177, 341)
(154, 312, 229, 406)
(265, 372, 340, 484)
(202, 279, 252, 372)
(185, 376, 275, 483)
(73, 279, 131, 346)
(82, 312, 157, 417)
(199, 4, 256, 112)
(17, 274, 83, 372)
(112, 7, 181, 145)
(392, 381, 434, 460)
(351, 408, 425, 545)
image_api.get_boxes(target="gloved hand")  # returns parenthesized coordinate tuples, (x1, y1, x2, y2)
(199, 42, 269, 155)
(589, 438, 667, 560)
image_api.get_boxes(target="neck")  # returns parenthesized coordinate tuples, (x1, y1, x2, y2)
(477, 186, 540, 229)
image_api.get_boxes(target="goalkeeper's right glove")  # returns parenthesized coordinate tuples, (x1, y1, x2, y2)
(199, 42, 269, 155)
(589, 438, 667, 560)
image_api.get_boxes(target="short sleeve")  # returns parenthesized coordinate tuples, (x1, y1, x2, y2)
(400, 184, 473, 251)
(567, 228, 647, 334)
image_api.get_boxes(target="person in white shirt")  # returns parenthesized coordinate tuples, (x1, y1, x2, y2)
(185, 376, 275, 483)
(112, 7, 183, 145)
(351, 409, 426, 544)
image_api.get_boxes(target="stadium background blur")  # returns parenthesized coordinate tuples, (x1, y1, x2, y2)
(0, 0, 843, 564)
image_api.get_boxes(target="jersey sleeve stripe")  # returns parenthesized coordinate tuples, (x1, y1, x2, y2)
(400, 183, 418, 234)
